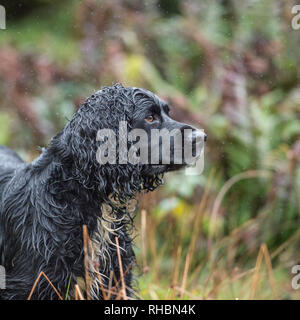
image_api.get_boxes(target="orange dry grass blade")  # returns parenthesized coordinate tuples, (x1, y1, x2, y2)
(141, 209, 149, 273)
(74, 284, 85, 300)
(82, 224, 91, 300)
(115, 236, 127, 300)
(250, 243, 277, 299)
(250, 245, 265, 299)
(171, 245, 182, 289)
(27, 271, 63, 300)
(147, 215, 158, 278)
(179, 251, 191, 299)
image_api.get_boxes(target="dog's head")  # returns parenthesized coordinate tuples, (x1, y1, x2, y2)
(128, 86, 206, 176)
(54, 84, 206, 200)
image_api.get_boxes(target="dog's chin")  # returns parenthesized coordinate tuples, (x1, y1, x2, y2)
(142, 163, 188, 176)
(142, 164, 168, 176)
(165, 163, 186, 172)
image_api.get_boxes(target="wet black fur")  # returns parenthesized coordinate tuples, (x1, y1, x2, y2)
(0, 84, 194, 300)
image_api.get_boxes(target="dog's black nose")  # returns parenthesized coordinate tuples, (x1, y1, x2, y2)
(204, 134, 207, 142)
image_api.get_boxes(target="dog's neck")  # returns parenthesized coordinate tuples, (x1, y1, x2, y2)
(33, 146, 136, 232)
(28, 147, 136, 288)
(30, 148, 105, 224)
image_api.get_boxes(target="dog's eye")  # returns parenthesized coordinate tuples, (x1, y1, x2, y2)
(145, 115, 154, 123)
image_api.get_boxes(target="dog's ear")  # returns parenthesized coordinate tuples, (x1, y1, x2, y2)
(47, 90, 129, 192)
(53, 111, 102, 190)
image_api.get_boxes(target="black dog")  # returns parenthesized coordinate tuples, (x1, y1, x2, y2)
(0, 84, 206, 299)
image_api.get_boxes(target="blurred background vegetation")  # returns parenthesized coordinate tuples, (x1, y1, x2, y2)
(0, 0, 299, 299)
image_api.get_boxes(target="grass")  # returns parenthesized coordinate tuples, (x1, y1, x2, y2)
(134, 169, 300, 300)
(135, 223, 298, 300)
